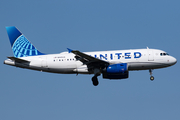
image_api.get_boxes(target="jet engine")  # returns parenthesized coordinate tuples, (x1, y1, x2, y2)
(102, 63, 129, 79)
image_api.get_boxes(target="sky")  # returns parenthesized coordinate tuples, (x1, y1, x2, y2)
(0, 0, 180, 120)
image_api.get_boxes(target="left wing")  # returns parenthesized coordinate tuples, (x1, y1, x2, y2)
(67, 48, 109, 69)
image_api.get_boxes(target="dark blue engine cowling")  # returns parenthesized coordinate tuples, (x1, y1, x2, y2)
(107, 63, 128, 73)
(103, 63, 129, 79)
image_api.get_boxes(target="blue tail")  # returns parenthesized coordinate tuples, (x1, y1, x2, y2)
(6, 26, 45, 58)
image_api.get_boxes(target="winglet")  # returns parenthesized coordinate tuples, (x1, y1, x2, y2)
(67, 48, 73, 53)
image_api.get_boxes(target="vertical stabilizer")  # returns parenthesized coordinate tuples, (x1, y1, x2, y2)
(6, 26, 45, 58)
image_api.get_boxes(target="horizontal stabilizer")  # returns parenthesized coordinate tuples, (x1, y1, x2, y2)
(7, 56, 30, 63)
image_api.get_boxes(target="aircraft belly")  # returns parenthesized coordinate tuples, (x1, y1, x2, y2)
(47, 68, 76, 74)
(128, 62, 171, 70)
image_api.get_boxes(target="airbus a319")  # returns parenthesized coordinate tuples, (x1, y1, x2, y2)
(4, 26, 177, 86)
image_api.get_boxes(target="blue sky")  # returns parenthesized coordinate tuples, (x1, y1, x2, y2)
(0, 0, 180, 120)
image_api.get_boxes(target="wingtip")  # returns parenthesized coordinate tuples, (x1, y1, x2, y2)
(67, 48, 73, 53)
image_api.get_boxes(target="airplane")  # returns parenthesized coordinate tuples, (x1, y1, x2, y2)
(4, 26, 177, 86)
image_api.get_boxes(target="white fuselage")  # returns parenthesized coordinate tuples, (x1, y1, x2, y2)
(4, 48, 177, 74)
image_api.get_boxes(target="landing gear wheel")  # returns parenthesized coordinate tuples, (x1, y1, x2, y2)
(92, 76, 99, 86)
(149, 69, 154, 81)
(150, 76, 154, 81)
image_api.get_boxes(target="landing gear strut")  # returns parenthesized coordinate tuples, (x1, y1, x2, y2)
(92, 76, 99, 86)
(149, 69, 154, 81)
(91, 68, 101, 86)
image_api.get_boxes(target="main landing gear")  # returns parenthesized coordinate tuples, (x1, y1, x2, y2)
(92, 76, 99, 86)
(91, 68, 101, 86)
(149, 69, 154, 81)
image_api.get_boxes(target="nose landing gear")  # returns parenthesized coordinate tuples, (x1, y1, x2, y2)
(149, 69, 154, 81)
(150, 76, 154, 81)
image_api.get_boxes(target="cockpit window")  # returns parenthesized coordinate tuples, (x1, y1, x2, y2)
(160, 53, 169, 56)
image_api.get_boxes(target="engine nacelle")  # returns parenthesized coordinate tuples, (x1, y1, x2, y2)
(102, 63, 129, 79)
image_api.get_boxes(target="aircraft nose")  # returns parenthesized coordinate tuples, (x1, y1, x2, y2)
(170, 56, 177, 65)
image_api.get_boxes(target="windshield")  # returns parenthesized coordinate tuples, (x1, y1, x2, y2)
(160, 53, 169, 56)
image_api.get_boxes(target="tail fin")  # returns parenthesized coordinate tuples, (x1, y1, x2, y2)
(6, 26, 45, 58)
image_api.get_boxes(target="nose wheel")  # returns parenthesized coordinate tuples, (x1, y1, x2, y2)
(149, 69, 154, 81)
(150, 76, 154, 81)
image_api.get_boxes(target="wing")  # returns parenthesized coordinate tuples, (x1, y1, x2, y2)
(67, 48, 109, 69)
